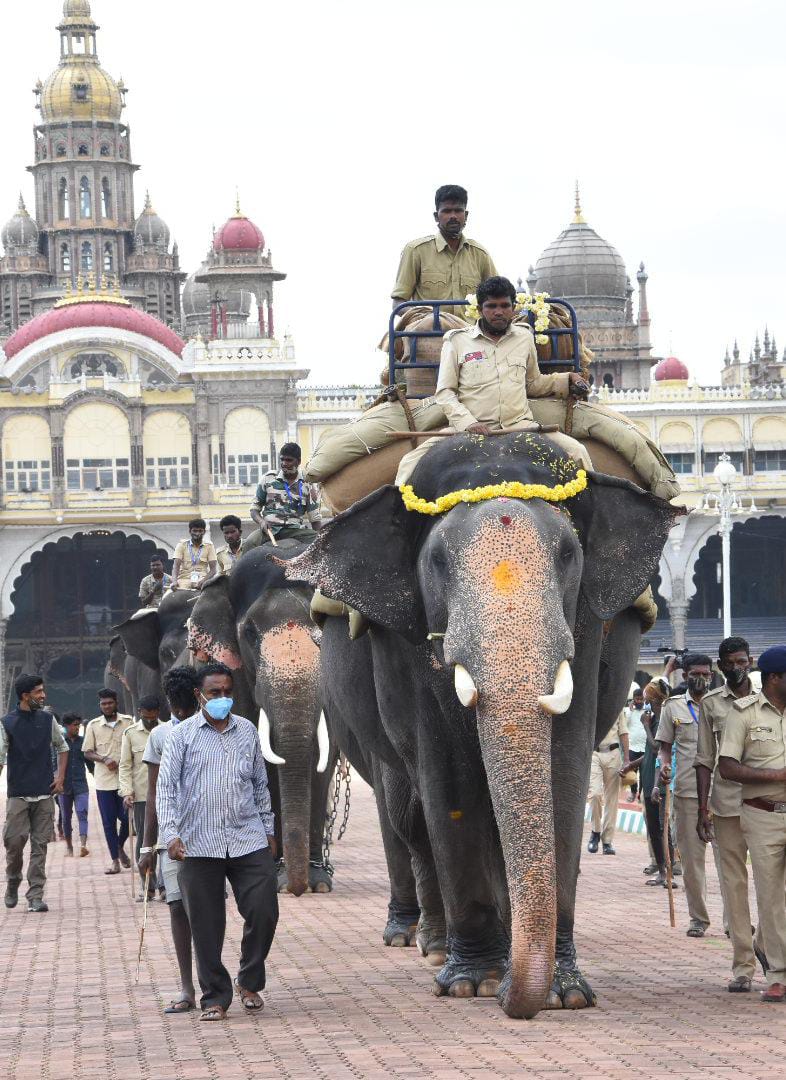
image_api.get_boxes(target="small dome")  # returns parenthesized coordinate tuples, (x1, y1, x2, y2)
(2, 196, 39, 251)
(213, 202, 265, 252)
(533, 221, 627, 300)
(182, 268, 252, 319)
(134, 192, 170, 248)
(654, 356, 689, 382)
(63, 0, 92, 16)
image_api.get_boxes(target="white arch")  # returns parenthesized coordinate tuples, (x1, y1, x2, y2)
(0, 524, 176, 614)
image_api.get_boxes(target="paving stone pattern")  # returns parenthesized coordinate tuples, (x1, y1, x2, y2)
(0, 781, 780, 1080)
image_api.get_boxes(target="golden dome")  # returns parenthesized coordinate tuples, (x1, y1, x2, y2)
(40, 61, 122, 122)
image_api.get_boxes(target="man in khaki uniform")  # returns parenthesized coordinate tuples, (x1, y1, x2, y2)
(695, 636, 763, 992)
(587, 711, 630, 855)
(395, 276, 590, 485)
(119, 695, 161, 899)
(170, 519, 218, 592)
(392, 184, 496, 312)
(82, 689, 133, 874)
(719, 645, 786, 1004)
(657, 652, 725, 938)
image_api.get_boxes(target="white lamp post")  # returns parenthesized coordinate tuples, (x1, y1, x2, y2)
(700, 452, 757, 638)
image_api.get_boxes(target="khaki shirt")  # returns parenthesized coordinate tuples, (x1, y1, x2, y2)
(718, 691, 786, 803)
(82, 713, 134, 791)
(598, 711, 628, 751)
(655, 694, 702, 799)
(435, 323, 571, 432)
(694, 684, 746, 817)
(216, 540, 246, 575)
(173, 539, 217, 589)
(392, 233, 496, 311)
(118, 721, 152, 802)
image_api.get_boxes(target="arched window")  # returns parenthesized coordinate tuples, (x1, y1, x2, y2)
(78, 144, 89, 157)
(100, 144, 110, 157)
(56, 144, 67, 157)
(603, 373, 614, 388)
(79, 177, 91, 218)
(101, 177, 112, 218)
(58, 177, 69, 219)
(81, 241, 93, 273)
(103, 244, 113, 273)
(60, 244, 71, 273)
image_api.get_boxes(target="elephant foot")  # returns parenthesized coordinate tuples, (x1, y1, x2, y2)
(432, 956, 505, 999)
(275, 859, 289, 893)
(383, 915, 418, 948)
(543, 964, 597, 1010)
(308, 861, 334, 894)
(416, 916, 447, 966)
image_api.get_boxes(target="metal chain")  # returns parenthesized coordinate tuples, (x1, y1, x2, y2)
(321, 758, 352, 868)
(338, 762, 351, 840)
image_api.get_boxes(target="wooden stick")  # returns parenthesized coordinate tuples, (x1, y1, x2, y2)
(386, 426, 561, 439)
(264, 527, 278, 547)
(128, 805, 136, 900)
(135, 869, 151, 983)
(663, 786, 676, 927)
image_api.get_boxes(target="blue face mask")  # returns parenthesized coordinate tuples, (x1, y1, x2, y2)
(203, 696, 233, 720)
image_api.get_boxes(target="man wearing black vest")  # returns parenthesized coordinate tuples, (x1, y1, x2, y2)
(0, 673, 68, 912)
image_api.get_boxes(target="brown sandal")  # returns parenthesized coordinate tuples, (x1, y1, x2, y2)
(200, 1005, 226, 1021)
(234, 978, 264, 1010)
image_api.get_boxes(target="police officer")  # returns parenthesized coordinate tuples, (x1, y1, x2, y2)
(695, 636, 764, 991)
(719, 645, 786, 1004)
(587, 711, 629, 855)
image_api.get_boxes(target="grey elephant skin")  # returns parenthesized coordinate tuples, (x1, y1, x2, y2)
(105, 632, 162, 715)
(186, 543, 337, 897)
(285, 433, 681, 1019)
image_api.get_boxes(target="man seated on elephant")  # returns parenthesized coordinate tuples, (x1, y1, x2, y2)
(170, 519, 218, 592)
(395, 275, 592, 485)
(216, 515, 246, 575)
(249, 443, 321, 544)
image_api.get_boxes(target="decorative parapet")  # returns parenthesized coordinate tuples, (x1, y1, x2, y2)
(596, 383, 759, 405)
(297, 384, 378, 417)
(185, 335, 297, 367)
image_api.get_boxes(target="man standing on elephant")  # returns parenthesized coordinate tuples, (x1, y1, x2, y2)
(656, 653, 725, 938)
(250, 443, 321, 543)
(138, 556, 172, 609)
(394, 276, 591, 485)
(157, 662, 279, 1021)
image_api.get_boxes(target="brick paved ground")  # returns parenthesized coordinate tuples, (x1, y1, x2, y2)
(0, 779, 782, 1080)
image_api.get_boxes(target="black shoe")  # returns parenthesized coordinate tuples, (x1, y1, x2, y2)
(602, 842, 616, 855)
(587, 831, 600, 854)
(4, 885, 18, 909)
(27, 899, 48, 913)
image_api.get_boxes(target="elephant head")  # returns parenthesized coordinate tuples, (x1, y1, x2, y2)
(285, 433, 681, 1017)
(116, 589, 192, 679)
(188, 543, 327, 896)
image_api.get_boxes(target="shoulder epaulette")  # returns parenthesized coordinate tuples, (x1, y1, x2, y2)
(701, 686, 725, 701)
(404, 234, 436, 251)
(733, 693, 759, 711)
(443, 327, 468, 340)
(462, 236, 490, 252)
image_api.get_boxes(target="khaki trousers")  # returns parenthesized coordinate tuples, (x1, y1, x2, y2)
(713, 814, 759, 979)
(674, 795, 724, 929)
(741, 805, 786, 984)
(394, 427, 593, 487)
(3, 796, 55, 903)
(588, 748, 621, 843)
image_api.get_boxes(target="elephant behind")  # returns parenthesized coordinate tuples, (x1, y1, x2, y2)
(286, 432, 681, 1019)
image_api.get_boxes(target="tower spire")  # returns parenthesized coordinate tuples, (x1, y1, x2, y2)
(572, 180, 586, 225)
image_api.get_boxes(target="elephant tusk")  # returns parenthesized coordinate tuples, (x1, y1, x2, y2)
(454, 664, 478, 708)
(538, 660, 574, 715)
(316, 711, 330, 773)
(258, 708, 286, 765)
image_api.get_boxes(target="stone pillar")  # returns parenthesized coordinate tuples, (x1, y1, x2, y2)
(667, 580, 689, 651)
(195, 389, 211, 505)
(0, 618, 7, 714)
(51, 434, 65, 509)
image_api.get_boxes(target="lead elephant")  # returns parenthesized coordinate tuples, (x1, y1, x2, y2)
(286, 432, 680, 1019)
(186, 542, 337, 897)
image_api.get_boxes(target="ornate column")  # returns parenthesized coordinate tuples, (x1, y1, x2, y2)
(0, 618, 8, 714)
(667, 580, 688, 651)
(127, 402, 145, 507)
(195, 386, 211, 505)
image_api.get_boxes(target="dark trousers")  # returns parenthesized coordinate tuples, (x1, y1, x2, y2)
(643, 794, 674, 869)
(178, 847, 279, 1011)
(58, 792, 89, 841)
(95, 789, 129, 860)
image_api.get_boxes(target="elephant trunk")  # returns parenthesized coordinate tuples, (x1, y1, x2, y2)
(275, 729, 313, 897)
(476, 688, 556, 1020)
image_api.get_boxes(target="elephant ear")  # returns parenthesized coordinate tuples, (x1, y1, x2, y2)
(572, 472, 685, 621)
(283, 485, 426, 642)
(115, 609, 161, 671)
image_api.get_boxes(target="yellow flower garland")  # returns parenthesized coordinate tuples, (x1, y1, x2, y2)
(399, 470, 588, 516)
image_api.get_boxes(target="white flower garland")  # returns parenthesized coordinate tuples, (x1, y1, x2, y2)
(464, 291, 551, 345)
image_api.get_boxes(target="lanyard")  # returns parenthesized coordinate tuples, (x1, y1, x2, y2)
(283, 478, 304, 508)
(187, 541, 203, 566)
(686, 700, 699, 723)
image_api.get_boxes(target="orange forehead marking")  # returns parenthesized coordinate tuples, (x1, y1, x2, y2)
(490, 559, 523, 595)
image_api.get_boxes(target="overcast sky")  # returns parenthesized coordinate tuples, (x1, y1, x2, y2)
(1, 0, 784, 387)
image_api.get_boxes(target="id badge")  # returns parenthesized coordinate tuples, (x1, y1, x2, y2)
(190, 572, 201, 585)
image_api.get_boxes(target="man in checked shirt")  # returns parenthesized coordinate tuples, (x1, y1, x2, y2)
(157, 662, 279, 1021)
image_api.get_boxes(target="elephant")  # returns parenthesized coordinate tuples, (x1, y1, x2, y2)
(104, 633, 161, 715)
(115, 588, 195, 686)
(284, 431, 681, 1019)
(185, 541, 338, 897)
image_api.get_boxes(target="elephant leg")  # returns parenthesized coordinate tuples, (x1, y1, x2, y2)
(372, 761, 420, 947)
(308, 743, 340, 894)
(546, 605, 601, 1010)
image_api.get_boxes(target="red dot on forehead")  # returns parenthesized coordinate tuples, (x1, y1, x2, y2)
(286, 620, 296, 629)
(500, 515, 512, 526)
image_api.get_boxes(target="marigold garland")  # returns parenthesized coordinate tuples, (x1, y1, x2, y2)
(399, 470, 588, 516)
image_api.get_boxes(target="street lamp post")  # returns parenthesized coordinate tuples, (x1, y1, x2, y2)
(700, 452, 757, 639)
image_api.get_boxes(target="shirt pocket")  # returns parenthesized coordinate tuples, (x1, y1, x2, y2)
(237, 752, 254, 781)
(459, 358, 493, 386)
(506, 360, 527, 384)
(420, 271, 448, 295)
(749, 725, 777, 742)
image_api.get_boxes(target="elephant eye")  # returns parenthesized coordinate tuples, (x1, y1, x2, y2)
(244, 622, 258, 642)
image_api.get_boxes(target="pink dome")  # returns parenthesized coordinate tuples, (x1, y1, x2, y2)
(654, 355, 689, 382)
(213, 214, 265, 252)
(3, 300, 185, 359)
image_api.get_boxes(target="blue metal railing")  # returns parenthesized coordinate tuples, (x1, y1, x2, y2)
(388, 297, 582, 399)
